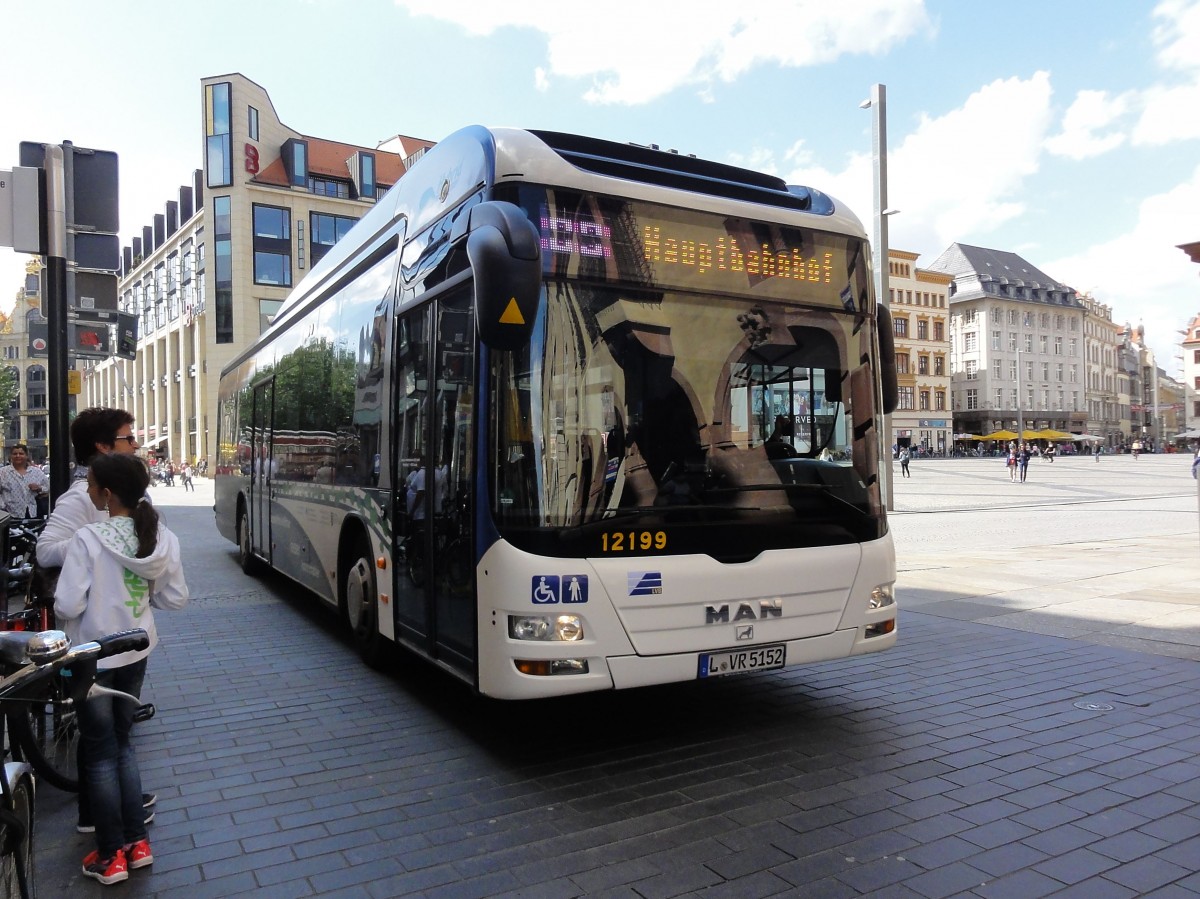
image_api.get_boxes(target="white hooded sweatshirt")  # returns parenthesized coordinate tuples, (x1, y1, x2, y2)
(54, 516, 189, 669)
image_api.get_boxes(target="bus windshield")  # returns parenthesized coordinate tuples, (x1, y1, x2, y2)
(490, 197, 887, 562)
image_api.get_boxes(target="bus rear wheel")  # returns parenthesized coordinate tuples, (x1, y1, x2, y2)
(343, 546, 387, 669)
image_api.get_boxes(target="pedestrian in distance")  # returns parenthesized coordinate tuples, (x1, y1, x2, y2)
(1006, 443, 1018, 482)
(1019, 443, 1032, 482)
(0, 443, 50, 518)
(898, 446, 911, 477)
(55, 452, 190, 885)
(180, 461, 194, 492)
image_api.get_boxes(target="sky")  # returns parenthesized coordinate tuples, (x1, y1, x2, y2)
(3, 0, 1199, 372)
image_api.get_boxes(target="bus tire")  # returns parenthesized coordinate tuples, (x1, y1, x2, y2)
(344, 544, 387, 669)
(238, 508, 265, 577)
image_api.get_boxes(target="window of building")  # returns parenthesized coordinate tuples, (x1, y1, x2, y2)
(1024, 333, 1033, 352)
(920, 355, 930, 375)
(966, 389, 978, 410)
(963, 309, 977, 324)
(309, 177, 349, 198)
(284, 139, 309, 187)
(919, 390, 931, 411)
(310, 212, 359, 265)
(253, 204, 293, 287)
(1056, 363, 1064, 382)
(358, 153, 375, 200)
(1054, 336, 1063, 355)
(934, 356, 944, 376)
(259, 299, 283, 334)
(1039, 335, 1049, 353)
(935, 389, 946, 410)
(1008, 361, 1017, 380)
(965, 360, 978, 379)
(1023, 311, 1034, 327)
(248, 106, 259, 141)
(204, 82, 232, 188)
(898, 386, 915, 410)
(1041, 362, 1049, 380)
(933, 321, 944, 341)
(994, 389, 1003, 408)
(1069, 338, 1077, 356)
(895, 353, 910, 374)
(1040, 313, 1050, 328)
(214, 196, 233, 344)
(917, 319, 929, 340)
(964, 332, 977, 351)
(990, 330, 1000, 349)
(893, 316, 909, 338)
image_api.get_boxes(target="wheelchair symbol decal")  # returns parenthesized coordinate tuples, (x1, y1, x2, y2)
(531, 574, 589, 604)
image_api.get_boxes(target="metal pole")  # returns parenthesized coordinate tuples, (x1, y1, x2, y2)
(867, 83, 892, 510)
(44, 146, 71, 504)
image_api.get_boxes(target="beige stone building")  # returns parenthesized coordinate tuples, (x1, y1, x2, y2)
(79, 73, 433, 466)
(1078, 292, 1124, 446)
(886, 249, 953, 454)
(0, 259, 55, 461)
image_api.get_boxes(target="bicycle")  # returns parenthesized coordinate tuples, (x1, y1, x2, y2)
(0, 518, 83, 793)
(0, 627, 150, 898)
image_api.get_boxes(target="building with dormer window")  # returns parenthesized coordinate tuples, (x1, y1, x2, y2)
(928, 243, 1087, 440)
(78, 73, 433, 467)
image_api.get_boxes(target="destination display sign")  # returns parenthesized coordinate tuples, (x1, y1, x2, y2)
(533, 189, 861, 305)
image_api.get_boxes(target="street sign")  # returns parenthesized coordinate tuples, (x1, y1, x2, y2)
(70, 319, 112, 357)
(116, 311, 138, 360)
(74, 233, 120, 271)
(73, 271, 119, 311)
(0, 167, 43, 253)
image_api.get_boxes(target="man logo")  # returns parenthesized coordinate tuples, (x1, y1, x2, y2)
(705, 599, 782, 624)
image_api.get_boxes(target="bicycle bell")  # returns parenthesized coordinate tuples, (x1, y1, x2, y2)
(27, 630, 70, 664)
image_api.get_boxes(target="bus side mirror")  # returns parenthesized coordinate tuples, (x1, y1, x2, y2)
(465, 201, 543, 350)
(876, 304, 899, 415)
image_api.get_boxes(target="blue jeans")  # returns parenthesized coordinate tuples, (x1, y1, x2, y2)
(78, 659, 148, 857)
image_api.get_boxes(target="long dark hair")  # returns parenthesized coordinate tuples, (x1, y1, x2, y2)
(90, 453, 158, 558)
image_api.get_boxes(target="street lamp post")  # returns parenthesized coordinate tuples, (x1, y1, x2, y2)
(862, 84, 894, 510)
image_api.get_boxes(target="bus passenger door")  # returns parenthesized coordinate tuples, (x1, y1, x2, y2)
(250, 379, 274, 562)
(430, 291, 476, 671)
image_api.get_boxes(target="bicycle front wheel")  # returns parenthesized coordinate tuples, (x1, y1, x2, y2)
(7, 672, 79, 793)
(0, 765, 37, 898)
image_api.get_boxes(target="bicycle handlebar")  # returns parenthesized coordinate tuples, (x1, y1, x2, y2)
(0, 628, 149, 702)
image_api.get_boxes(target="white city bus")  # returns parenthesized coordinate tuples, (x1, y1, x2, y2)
(215, 126, 899, 699)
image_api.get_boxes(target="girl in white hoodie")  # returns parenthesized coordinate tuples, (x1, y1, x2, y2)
(55, 453, 189, 885)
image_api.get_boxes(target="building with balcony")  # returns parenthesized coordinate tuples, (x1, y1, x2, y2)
(1181, 312, 1200, 434)
(1079, 292, 1124, 447)
(79, 73, 433, 466)
(886, 249, 952, 454)
(0, 260, 57, 462)
(928, 244, 1087, 439)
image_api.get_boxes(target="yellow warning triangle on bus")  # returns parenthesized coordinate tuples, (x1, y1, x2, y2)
(499, 297, 525, 325)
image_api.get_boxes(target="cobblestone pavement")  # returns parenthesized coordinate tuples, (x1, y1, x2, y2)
(32, 465, 1200, 897)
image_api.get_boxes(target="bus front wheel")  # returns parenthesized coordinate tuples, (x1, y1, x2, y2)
(237, 509, 265, 576)
(343, 546, 387, 669)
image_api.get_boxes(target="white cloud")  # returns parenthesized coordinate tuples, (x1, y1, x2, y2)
(1046, 90, 1130, 159)
(1152, 0, 1200, 72)
(773, 72, 1055, 255)
(394, 0, 931, 104)
(1047, 164, 1200, 364)
(1133, 0, 1200, 144)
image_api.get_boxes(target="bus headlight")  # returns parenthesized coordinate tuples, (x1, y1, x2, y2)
(869, 584, 895, 610)
(509, 614, 585, 641)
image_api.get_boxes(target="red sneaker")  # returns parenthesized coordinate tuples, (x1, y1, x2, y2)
(82, 848, 129, 885)
(124, 838, 154, 869)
